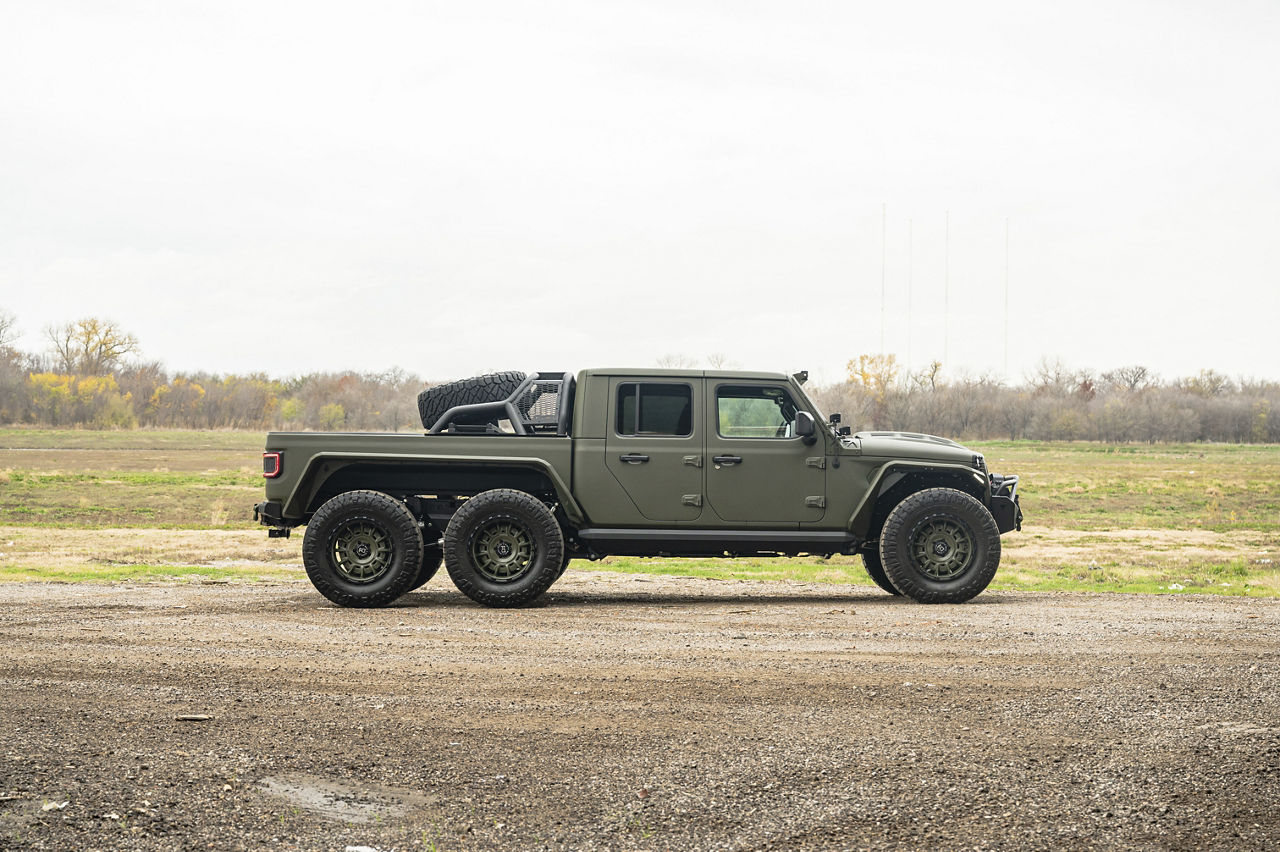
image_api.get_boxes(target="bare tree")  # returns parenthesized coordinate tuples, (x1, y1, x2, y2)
(1180, 369, 1234, 397)
(656, 353, 696, 368)
(1101, 364, 1156, 392)
(0, 309, 16, 350)
(705, 352, 740, 370)
(45, 318, 139, 375)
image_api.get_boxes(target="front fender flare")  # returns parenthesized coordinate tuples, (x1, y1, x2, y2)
(847, 461, 988, 539)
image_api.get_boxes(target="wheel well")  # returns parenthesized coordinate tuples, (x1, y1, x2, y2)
(859, 469, 986, 547)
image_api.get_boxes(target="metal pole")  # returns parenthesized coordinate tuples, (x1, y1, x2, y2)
(1004, 217, 1010, 378)
(907, 217, 913, 373)
(944, 210, 950, 366)
(880, 202, 886, 355)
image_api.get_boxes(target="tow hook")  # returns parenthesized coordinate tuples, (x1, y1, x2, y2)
(268, 528, 290, 539)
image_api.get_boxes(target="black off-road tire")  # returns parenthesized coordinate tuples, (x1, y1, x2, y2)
(556, 551, 572, 580)
(443, 489, 564, 608)
(417, 372, 527, 429)
(879, 488, 1001, 604)
(408, 545, 443, 591)
(861, 549, 902, 596)
(302, 490, 423, 608)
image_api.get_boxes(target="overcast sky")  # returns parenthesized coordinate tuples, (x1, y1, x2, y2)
(2, 1, 1277, 385)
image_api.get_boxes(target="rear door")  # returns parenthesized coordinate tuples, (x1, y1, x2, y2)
(705, 381, 826, 525)
(604, 379, 703, 522)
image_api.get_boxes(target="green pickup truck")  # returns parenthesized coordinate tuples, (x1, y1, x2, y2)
(255, 368, 1021, 608)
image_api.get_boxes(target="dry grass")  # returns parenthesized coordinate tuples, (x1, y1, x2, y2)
(0, 428, 1276, 596)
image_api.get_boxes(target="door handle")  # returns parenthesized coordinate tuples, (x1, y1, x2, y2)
(712, 455, 742, 466)
(619, 453, 650, 464)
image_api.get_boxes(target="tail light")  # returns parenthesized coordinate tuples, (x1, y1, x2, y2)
(263, 452, 282, 478)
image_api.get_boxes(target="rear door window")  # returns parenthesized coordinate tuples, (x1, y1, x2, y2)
(616, 383, 693, 437)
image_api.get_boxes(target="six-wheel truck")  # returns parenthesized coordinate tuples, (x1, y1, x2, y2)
(254, 368, 1021, 608)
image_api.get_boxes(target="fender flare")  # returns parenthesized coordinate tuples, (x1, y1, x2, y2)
(847, 460, 988, 539)
(284, 451, 585, 524)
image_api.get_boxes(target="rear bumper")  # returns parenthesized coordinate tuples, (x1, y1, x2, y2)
(988, 474, 1023, 533)
(253, 500, 285, 526)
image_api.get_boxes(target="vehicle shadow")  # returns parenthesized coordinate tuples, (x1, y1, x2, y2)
(387, 588, 1009, 610)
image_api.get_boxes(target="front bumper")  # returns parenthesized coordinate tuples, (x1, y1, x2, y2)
(988, 474, 1023, 533)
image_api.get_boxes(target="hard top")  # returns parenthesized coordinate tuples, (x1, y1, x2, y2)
(578, 368, 793, 382)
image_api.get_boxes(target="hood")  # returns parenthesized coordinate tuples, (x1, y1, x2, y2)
(849, 431, 981, 465)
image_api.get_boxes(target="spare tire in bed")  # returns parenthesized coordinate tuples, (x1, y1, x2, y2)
(417, 371, 527, 429)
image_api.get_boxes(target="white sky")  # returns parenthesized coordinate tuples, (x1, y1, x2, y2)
(2, 1, 1277, 385)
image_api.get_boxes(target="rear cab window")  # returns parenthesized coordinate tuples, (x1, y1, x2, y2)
(616, 383, 693, 437)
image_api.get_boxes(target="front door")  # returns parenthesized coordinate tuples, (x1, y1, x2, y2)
(705, 381, 826, 525)
(604, 379, 704, 522)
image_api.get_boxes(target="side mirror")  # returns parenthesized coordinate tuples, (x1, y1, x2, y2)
(796, 411, 817, 445)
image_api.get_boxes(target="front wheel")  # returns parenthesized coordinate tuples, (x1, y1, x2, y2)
(879, 488, 1001, 604)
(443, 489, 564, 608)
(302, 490, 423, 608)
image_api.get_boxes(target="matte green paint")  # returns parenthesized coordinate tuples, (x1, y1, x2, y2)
(261, 369, 1003, 544)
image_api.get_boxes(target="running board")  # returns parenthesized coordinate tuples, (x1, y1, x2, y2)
(575, 528, 857, 556)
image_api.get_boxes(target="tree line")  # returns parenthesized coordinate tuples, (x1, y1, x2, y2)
(0, 314, 424, 430)
(811, 354, 1278, 443)
(0, 313, 1276, 441)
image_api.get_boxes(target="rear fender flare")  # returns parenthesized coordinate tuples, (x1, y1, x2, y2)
(284, 452, 585, 524)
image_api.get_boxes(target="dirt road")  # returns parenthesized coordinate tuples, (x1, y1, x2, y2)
(1, 574, 1277, 850)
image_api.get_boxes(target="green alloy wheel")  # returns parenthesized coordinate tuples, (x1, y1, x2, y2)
(471, 519, 536, 583)
(878, 487, 1001, 604)
(301, 490, 423, 608)
(444, 488, 564, 608)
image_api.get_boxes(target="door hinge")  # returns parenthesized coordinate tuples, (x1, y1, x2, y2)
(682, 455, 703, 468)
(804, 496, 826, 509)
(682, 494, 703, 507)
(805, 456, 826, 469)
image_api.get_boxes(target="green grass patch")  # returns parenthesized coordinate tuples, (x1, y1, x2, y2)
(0, 428, 266, 451)
(0, 562, 300, 583)
(0, 428, 1277, 597)
(576, 555, 1280, 598)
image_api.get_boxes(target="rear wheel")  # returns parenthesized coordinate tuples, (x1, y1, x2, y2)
(879, 488, 1000, 604)
(443, 489, 563, 608)
(860, 549, 901, 596)
(302, 490, 423, 608)
(409, 545, 443, 591)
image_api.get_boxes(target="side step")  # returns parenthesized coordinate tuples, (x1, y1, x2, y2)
(576, 528, 857, 557)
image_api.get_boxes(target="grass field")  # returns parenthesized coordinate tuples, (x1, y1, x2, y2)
(0, 429, 1276, 595)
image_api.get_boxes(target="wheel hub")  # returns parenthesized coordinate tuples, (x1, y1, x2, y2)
(331, 522, 394, 583)
(911, 518, 975, 580)
(472, 520, 535, 583)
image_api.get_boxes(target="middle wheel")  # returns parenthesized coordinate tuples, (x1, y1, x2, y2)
(443, 489, 564, 608)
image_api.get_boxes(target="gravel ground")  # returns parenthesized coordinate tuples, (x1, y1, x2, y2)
(1, 573, 1278, 851)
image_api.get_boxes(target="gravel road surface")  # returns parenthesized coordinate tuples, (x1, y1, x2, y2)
(1, 574, 1278, 850)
